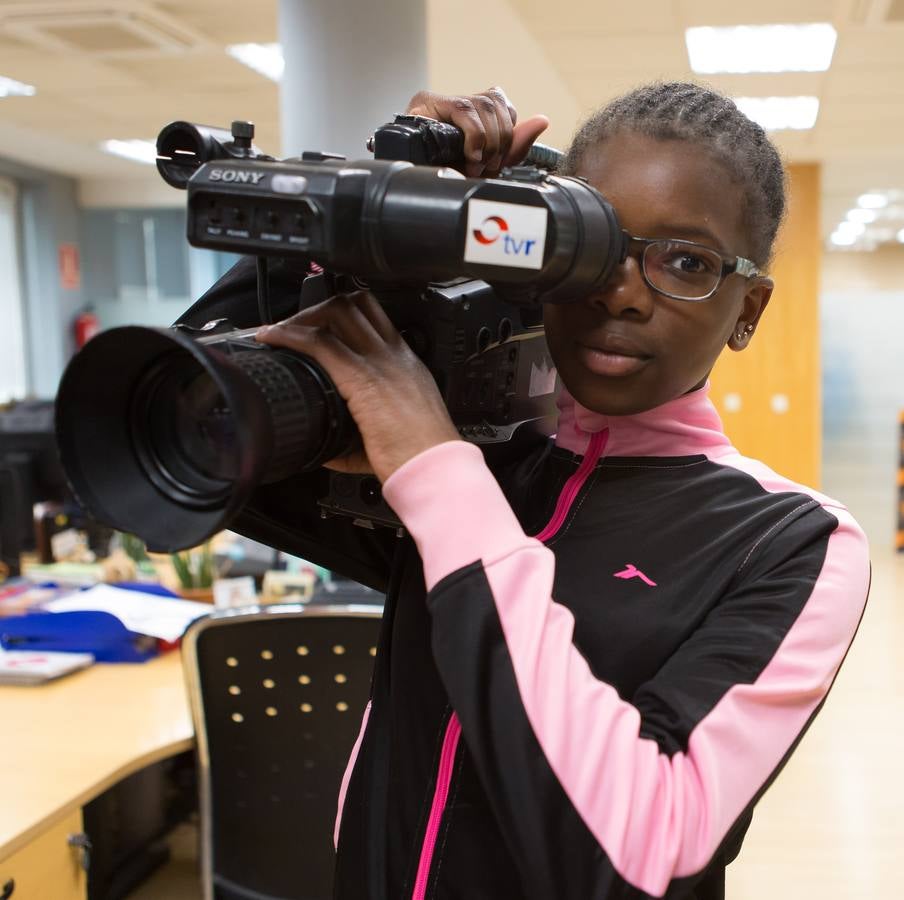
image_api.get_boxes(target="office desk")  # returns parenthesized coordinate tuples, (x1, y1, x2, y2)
(0, 652, 194, 899)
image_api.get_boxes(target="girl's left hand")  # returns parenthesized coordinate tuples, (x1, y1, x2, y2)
(255, 291, 461, 483)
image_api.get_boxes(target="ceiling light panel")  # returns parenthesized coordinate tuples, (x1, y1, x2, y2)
(0, 74, 36, 97)
(857, 192, 889, 208)
(733, 96, 820, 130)
(100, 139, 157, 165)
(846, 208, 877, 223)
(685, 23, 837, 74)
(226, 43, 284, 82)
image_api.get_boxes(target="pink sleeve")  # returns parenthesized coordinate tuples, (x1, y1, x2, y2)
(334, 700, 371, 850)
(383, 441, 870, 895)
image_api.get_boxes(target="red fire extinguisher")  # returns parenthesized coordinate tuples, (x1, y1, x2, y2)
(74, 306, 100, 349)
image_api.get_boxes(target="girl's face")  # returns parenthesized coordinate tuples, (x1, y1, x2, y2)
(543, 131, 773, 416)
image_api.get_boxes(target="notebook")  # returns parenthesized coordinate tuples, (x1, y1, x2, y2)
(0, 650, 95, 686)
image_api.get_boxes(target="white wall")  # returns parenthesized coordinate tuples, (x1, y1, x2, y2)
(821, 246, 904, 548)
(0, 176, 27, 403)
(0, 156, 85, 399)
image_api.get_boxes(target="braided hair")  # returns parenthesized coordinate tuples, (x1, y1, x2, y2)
(560, 82, 787, 268)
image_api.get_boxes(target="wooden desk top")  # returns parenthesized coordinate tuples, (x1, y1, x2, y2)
(0, 651, 194, 860)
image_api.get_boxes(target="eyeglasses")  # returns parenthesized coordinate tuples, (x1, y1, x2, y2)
(622, 232, 763, 302)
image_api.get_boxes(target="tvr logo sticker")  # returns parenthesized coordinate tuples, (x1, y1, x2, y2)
(472, 215, 508, 244)
(464, 199, 547, 270)
(472, 215, 538, 258)
(613, 564, 657, 587)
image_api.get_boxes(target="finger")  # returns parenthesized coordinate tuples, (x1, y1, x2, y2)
(408, 93, 486, 168)
(504, 114, 550, 167)
(346, 291, 401, 345)
(323, 451, 375, 476)
(493, 85, 518, 126)
(256, 320, 362, 389)
(273, 294, 385, 355)
(483, 87, 516, 175)
(469, 92, 502, 177)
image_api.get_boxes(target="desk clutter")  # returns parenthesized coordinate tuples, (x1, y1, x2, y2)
(0, 648, 94, 685)
(0, 517, 379, 685)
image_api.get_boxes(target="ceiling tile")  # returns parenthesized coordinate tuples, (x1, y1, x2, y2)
(832, 25, 904, 66)
(822, 68, 904, 98)
(0, 52, 144, 92)
(678, 0, 838, 26)
(511, 0, 682, 35)
(699, 72, 827, 97)
(547, 34, 690, 74)
(153, 0, 277, 44)
(111, 51, 273, 90)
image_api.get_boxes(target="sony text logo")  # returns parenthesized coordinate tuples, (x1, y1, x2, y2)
(208, 169, 266, 185)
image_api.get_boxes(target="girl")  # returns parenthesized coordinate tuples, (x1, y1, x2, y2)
(254, 82, 870, 900)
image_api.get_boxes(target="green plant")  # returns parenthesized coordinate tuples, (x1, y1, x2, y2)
(119, 532, 150, 564)
(170, 542, 214, 590)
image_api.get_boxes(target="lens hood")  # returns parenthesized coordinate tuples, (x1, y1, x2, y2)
(55, 326, 274, 552)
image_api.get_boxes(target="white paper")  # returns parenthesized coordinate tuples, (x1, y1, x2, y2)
(0, 649, 95, 685)
(45, 584, 211, 642)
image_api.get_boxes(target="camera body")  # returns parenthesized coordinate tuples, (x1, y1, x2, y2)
(173, 274, 558, 535)
(55, 117, 624, 552)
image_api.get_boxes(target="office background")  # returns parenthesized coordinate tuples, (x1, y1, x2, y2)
(1, 1, 902, 897)
(2, 0, 904, 546)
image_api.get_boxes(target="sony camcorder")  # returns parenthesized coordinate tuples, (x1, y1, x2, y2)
(55, 116, 627, 553)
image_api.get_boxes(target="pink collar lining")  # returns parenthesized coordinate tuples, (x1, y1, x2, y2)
(554, 381, 733, 459)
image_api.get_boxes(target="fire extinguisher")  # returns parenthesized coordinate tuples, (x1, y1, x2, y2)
(74, 306, 99, 349)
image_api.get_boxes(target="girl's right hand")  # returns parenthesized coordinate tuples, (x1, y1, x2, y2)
(405, 86, 549, 178)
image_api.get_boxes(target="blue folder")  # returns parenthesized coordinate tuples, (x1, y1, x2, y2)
(0, 610, 158, 663)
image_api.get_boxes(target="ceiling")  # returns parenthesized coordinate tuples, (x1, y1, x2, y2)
(0, 0, 902, 246)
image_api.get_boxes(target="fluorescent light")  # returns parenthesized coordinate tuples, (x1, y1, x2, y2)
(836, 220, 866, 237)
(846, 208, 877, 224)
(830, 231, 857, 247)
(857, 192, 888, 209)
(101, 139, 158, 165)
(686, 23, 837, 74)
(227, 43, 284, 82)
(0, 75, 36, 97)
(733, 96, 819, 131)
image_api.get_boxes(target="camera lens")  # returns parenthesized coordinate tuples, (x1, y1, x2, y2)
(131, 356, 239, 506)
(173, 369, 238, 481)
(55, 326, 357, 551)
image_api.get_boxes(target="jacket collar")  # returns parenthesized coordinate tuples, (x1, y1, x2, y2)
(554, 381, 733, 458)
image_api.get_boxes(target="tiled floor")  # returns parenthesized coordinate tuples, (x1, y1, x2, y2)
(727, 543, 904, 899)
(131, 547, 904, 899)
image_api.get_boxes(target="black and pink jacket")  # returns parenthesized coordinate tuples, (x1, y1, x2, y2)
(184, 264, 869, 898)
(323, 383, 869, 900)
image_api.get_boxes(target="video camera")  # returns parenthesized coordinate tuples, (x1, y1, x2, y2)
(55, 116, 627, 553)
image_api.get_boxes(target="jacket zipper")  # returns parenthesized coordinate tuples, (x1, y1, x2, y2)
(411, 714, 462, 900)
(535, 429, 609, 541)
(410, 428, 609, 899)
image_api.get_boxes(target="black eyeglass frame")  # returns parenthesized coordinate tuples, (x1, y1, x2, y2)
(622, 231, 764, 302)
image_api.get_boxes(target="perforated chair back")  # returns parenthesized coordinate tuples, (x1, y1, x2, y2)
(182, 603, 382, 900)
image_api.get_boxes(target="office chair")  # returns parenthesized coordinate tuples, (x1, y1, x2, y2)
(182, 603, 383, 900)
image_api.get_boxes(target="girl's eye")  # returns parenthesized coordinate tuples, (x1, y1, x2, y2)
(667, 252, 713, 275)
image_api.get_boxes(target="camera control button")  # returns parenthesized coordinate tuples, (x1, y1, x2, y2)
(272, 174, 309, 195)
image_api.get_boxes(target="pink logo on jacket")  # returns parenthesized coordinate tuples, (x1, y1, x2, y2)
(613, 564, 657, 587)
